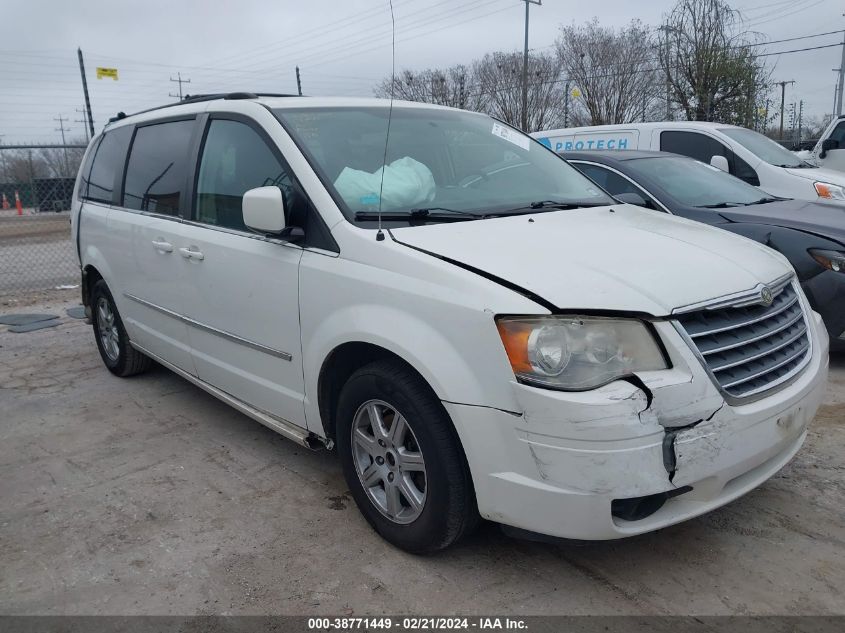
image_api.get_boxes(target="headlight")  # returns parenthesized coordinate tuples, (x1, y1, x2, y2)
(809, 248, 845, 273)
(814, 182, 845, 201)
(496, 315, 668, 391)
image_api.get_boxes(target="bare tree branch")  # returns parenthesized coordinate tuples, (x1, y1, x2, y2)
(556, 19, 661, 125)
(661, 0, 770, 124)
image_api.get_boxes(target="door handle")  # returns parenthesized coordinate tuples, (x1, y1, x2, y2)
(151, 239, 173, 253)
(179, 246, 205, 261)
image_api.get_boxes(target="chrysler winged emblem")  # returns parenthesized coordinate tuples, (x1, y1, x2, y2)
(760, 285, 774, 306)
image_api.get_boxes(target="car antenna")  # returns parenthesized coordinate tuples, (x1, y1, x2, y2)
(376, 0, 396, 242)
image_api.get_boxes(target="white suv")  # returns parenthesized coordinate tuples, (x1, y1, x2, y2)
(71, 94, 829, 553)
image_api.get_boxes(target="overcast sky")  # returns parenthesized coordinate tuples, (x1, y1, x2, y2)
(1, 0, 843, 144)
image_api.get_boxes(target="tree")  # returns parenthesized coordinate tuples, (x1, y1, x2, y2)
(3, 151, 49, 183)
(471, 51, 566, 131)
(660, 0, 770, 123)
(556, 19, 661, 126)
(374, 64, 479, 110)
(372, 51, 565, 132)
(40, 143, 85, 179)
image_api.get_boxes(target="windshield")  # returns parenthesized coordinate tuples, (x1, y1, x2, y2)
(719, 127, 812, 168)
(273, 106, 612, 222)
(626, 155, 771, 207)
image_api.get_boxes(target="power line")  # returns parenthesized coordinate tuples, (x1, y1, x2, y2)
(741, 29, 845, 47)
(755, 42, 843, 57)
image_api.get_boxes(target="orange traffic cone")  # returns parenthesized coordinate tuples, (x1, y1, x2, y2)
(14, 190, 23, 215)
(1, 193, 8, 210)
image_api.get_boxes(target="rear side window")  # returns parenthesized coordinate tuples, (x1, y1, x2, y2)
(123, 119, 195, 215)
(83, 127, 132, 204)
(660, 130, 759, 186)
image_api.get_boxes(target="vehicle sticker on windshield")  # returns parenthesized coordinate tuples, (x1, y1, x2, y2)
(491, 122, 530, 151)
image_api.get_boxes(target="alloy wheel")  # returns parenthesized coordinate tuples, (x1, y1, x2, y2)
(351, 399, 427, 524)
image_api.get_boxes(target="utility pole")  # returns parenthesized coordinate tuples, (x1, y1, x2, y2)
(797, 100, 804, 147)
(77, 48, 95, 140)
(54, 115, 71, 176)
(75, 105, 90, 142)
(787, 103, 796, 147)
(296, 66, 302, 96)
(837, 27, 845, 115)
(520, 0, 541, 132)
(0, 135, 7, 184)
(658, 25, 675, 120)
(169, 72, 191, 100)
(763, 98, 770, 133)
(776, 80, 795, 140)
(563, 79, 571, 127)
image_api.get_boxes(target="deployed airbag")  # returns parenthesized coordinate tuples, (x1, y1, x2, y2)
(333, 156, 435, 210)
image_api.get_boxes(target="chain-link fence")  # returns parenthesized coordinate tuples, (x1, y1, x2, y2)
(0, 144, 84, 298)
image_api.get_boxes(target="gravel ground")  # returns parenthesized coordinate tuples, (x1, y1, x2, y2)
(1, 296, 843, 616)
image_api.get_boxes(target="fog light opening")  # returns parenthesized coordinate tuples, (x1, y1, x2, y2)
(611, 486, 693, 522)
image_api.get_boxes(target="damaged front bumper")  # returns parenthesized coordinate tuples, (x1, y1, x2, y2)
(447, 312, 830, 540)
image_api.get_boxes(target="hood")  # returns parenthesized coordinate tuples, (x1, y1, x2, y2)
(391, 205, 791, 315)
(719, 200, 845, 246)
(784, 165, 845, 185)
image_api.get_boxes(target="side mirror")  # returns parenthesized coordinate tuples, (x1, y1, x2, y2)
(710, 155, 730, 172)
(243, 186, 287, 235)
(614, 191, 650, 208)
(820, 138, 839, 159)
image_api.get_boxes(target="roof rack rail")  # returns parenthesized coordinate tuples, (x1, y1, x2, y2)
(107, 92, 301, 125)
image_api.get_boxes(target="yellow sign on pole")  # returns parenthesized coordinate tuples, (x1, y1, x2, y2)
(96, 67, 119, 80)
(570, 87, 582, 99)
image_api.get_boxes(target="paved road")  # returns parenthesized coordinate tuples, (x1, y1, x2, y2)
(1, 298, 844, 615)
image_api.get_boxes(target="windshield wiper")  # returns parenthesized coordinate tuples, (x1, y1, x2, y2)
(354, 207, 482, 224)
(699, 202, 745, 208)
(491, 200, 610, 216)
(747, 196, 782, 205)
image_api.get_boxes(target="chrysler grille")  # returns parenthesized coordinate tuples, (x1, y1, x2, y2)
(676, 282, 811, 399)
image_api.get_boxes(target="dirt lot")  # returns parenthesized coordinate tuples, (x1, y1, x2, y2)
(1, 295, 844, 616)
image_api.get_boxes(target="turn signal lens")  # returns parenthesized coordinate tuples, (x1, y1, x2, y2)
(814, 181, 845, 201)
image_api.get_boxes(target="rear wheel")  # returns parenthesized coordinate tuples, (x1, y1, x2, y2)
(336, 358, 478, 553)
(91, 279, 151, 377)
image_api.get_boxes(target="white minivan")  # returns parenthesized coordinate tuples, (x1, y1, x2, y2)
(72, 95, 829, 552)
(535, 121, 845, 206)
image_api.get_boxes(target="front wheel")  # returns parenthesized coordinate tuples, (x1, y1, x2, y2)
(336, 359, 478, 553)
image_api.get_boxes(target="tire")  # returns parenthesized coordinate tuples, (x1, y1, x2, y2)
(336, 358, 479, 553)
(90, 279, 151, 377)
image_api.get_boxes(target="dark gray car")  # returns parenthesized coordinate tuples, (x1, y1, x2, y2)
(563, 150, 845, 350)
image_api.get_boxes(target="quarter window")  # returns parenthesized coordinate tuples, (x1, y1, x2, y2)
(83, 127, 132, 204)
(576, 163, 641, 196)
(574, 163, 661, 210)
(123, 119, 195, 215)
(195, 119, 304, 231)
